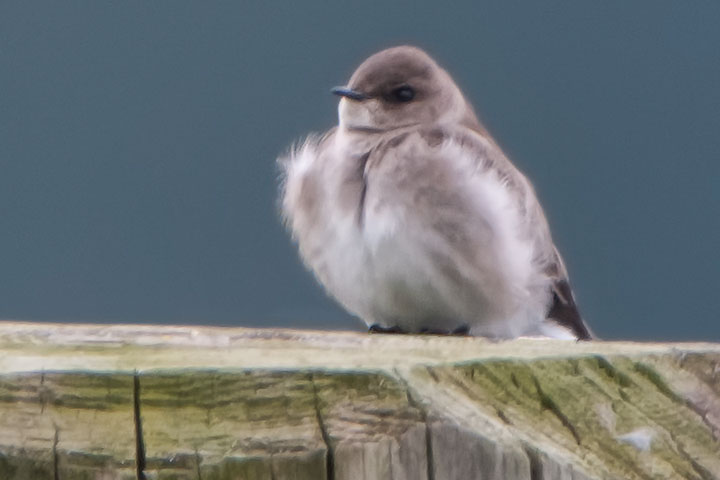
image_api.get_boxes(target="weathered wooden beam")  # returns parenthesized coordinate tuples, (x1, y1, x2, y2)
(0, 321, 719, 479)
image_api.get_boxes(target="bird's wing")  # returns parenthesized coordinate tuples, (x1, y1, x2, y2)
(455, 125, 595, 340)
(544, 247, 595, 340)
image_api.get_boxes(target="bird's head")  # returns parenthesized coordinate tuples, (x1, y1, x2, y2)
(333, 46, 477, 132)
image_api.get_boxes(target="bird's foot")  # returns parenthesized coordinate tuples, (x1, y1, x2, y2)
(451, 324, 471, 336)
(368, 324, 406, 334)
(368, 324, 470, 336)
(418, 324, 470, 336)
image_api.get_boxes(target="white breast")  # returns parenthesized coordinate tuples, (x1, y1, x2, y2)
(281, 129, 553, 338)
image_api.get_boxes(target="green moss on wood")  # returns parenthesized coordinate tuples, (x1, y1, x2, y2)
(2, 324, 720, 479)
(420, 356, 720, 479)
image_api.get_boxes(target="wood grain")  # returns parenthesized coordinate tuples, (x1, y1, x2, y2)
(1, 322, 719, 479)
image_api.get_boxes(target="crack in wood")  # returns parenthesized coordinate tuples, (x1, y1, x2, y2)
(593, 355, 635, 388)
(531, 374, 582, 446)
(269, 453, 277, 480)
(53, 426, 59, 480)
(40, 371, 47, 415)
(424, 366, 440, 384)
(633, 362, 685, 404)
(133, 372, 147, 480)
(523, 445, 542, 480)
(495, 407, 512, 425)
(424, 420, 435, 480)
(310, 374, 334, 480)
(677, 390, 720, 442)
(194, 448, 203, 480)
(661, 427, 716, 480)
(393, 367, 435, 480)
(676, 441, 716, 480)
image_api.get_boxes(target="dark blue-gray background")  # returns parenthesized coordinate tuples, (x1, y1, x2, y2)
(1, 2, 718, 341)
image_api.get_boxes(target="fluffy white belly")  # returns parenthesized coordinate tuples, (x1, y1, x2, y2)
(328, 148, 547, 336)
(284, 133, 552, 338)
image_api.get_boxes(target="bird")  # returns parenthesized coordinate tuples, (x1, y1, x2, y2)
(279, 46, 593, 340)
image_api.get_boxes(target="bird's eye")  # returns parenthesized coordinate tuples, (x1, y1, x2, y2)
(389, 85, 415, 103)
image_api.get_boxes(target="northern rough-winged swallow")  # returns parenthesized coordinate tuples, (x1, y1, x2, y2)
(279, 46, 593, 340)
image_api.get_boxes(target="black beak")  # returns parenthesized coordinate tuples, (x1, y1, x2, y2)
(331, 86, 369, 101)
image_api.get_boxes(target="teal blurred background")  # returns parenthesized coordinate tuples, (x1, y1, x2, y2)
(1, 2, 718, 340)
